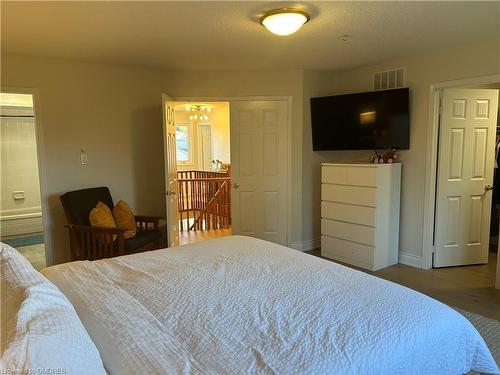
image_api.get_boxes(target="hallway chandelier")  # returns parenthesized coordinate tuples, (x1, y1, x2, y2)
(186, 105, 212, 121)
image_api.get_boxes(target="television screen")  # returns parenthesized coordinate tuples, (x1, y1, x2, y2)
(311, 88, 410, 150)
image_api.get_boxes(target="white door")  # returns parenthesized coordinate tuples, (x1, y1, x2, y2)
(230, 100, 288, 245)
(197, 124, 213, 171)
(162, 94, 179, 247)
(434, 88, 499, 267)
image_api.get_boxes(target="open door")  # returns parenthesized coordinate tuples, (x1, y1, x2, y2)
(162, 94, 179, 247)
(434, 88, 499, 267)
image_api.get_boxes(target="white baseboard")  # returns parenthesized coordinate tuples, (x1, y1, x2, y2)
(399, 251, 423, 269)
(295, 239, 424, 269)
(289, 238, 320, 252)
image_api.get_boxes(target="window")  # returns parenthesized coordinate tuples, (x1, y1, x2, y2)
(175, 125, 190, 162)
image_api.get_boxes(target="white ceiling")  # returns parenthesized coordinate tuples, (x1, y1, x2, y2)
(2, 1, 499, 71)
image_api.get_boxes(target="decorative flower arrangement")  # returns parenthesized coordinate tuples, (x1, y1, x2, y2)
(211, 159, 223, 171)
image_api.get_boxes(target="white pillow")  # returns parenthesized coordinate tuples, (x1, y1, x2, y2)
(0, 243, 106, 375)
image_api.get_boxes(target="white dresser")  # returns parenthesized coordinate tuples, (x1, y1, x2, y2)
(321, 162, 401, 271)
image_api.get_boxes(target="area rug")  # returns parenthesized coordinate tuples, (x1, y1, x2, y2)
(457, 309, 500, 371)
(2, 234, 44, 247)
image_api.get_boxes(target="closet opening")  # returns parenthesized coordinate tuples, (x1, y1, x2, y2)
(0, 92, 46, 270)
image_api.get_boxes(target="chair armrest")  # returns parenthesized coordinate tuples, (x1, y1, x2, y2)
(134, 215, 162, 231)
(69, 224, 126, 235)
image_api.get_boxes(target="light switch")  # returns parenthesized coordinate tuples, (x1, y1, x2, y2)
(80, 149, 88, 165)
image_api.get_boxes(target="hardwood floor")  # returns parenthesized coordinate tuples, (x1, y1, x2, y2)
(306, 249, 500, 320)
(179, 228, 232, 246)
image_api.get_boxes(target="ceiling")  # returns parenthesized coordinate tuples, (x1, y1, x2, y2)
(2, 1, 499, 71)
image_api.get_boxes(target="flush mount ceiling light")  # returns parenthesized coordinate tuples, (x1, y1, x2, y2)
(260, 8, 310, 36)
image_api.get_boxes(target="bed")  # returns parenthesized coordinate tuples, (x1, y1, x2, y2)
(37, 235, 498, 374)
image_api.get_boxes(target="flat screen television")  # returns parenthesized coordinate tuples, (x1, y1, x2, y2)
(311, 88, 410, 150)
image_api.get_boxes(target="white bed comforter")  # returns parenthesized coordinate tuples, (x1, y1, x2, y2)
(43, 236, 499, 375)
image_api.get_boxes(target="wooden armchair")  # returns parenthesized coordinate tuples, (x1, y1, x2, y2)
(60, 187, 163, 261)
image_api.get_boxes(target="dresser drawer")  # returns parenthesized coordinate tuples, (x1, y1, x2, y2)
(321, 235, 375, 267)
(322, 165, 378, 187)
(321, 218, 375, 246)
(321, 165, 347, 184)
(321, 184, 376, 207)
(321, 201, 375, 227)
(347, 167, 377, 187)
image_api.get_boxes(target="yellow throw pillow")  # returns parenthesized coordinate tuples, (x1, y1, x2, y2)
(89, 201, 116, 243)
(113, 200, 136, 239)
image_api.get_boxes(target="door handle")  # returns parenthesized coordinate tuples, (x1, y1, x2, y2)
(163, 191, 177, 196)
(485, 185, 494, 192)
(233, 183, 240, 189)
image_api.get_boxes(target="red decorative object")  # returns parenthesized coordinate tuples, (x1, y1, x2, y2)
(378, 148, 399, 164)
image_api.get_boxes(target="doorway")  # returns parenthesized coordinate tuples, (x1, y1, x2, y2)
(432, 84, 499, 268)
(173, 101, 232, 245)
(162, 96, 292, 248)
(0, 92, 46, 270)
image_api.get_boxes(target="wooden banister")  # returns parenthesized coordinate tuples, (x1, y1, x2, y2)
(189, 180, 229, 230)
(177, 170, 231, 231)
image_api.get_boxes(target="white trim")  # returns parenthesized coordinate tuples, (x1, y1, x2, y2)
(496, 235, 500, 289)
(175, 96, 292, 102)
(0, 86, 51, 265)
(1, 215, 43, 238)
(422, 87, 441, 270)
(0, 212, 42, 220)
(286, 97, 293, 248)
(174, 95, 293, 247)
(422, 74, 500, 270)
(289, 238, 320, 252)
(399, 251, 423, 269)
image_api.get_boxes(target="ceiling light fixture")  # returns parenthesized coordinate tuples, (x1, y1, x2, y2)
(260, 8, 310, 36)
(187, 105, 211, 121)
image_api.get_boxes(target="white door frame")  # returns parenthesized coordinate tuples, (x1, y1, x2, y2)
(422, 74, 500, 269)
(174, 96, 293, 246)
(0, 86, 52, 265)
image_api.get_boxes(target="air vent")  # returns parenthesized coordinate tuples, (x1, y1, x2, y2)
(373, 68, 405, 90)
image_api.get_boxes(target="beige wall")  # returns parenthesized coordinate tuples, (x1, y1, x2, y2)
(301, 71, 335, 247)
(305, 39, 500, 264)
(162, 70, 305, 247)
(1, 54, 165, 264)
